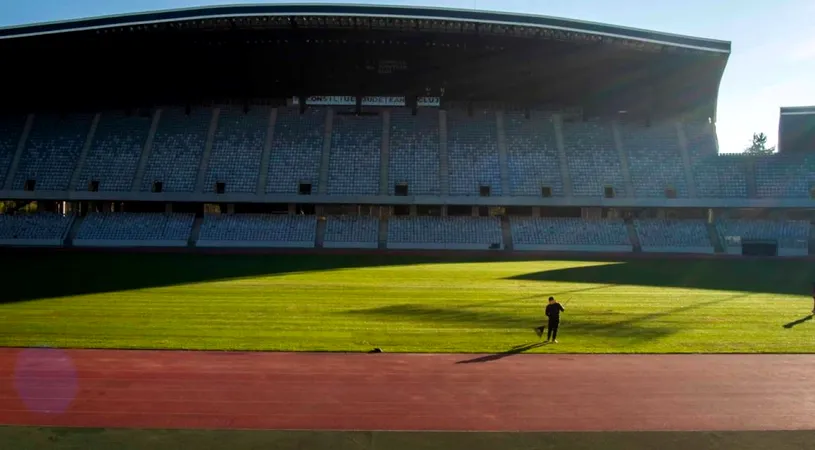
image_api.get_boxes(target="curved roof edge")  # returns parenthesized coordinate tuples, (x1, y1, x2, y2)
(780, 106, 815, 116)
(0, 3, 731, 53)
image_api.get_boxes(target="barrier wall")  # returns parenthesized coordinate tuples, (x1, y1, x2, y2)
(514, 244, 633, 252)
(778, 248, 808, 257)
(196, 240, 315, 248)
(0, 239, 64, 247)
(323, 241, 379, 249)
(641, 246, 714, 254)
(387, 243, 503, 250)
(73, 240, 188, 248)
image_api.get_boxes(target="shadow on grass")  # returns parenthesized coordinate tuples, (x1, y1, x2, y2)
(0, 250, 451, 305)
(2, 249, 812, 305)
(345, 304, 677, 343)
(456, 342, 545, 364)
(507, 259, 815, 297)
(346, 294, 744, 345)
(783, 315, 813, 329)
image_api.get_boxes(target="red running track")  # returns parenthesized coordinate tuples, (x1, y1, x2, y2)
(0, 348, 814, 432)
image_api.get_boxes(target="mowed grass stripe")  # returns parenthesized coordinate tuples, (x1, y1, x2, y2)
(0, 252, 813, 353)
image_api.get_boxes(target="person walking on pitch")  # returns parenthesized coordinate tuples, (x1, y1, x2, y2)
(534, 296, 565, 343)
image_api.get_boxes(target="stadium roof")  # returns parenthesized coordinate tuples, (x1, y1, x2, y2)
(0, 3, 730, 53)
(780, 106, 815, 116)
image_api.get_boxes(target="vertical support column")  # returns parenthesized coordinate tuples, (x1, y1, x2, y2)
(287, 203, 296, 214)
(745, 157, 757, 198)
(675, 120, 698, 198)
(532, 206, 541, 217)
(227, 204, 235, 214)
(69, 112, 101, 191)
(4, 113, 34, 190)
(471, 206, 479, 217)
(409, 204, 417, 216)
(256, 107, 278, 195)
(317, 108, 333, 195)
(438, 109, 449, 196)
(495, 111, 510, 196)
(195, 107, 220, 193)
(379, 110, 390, 196)
(132, 109, 162, 192)
(611, 121, 634, 197)
(552, 114, 573, 197)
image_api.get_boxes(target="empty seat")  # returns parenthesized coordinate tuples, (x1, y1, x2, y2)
(328, 110, 381, 195)
(198, 214, 317, 243)
(561, 119, 626, 197)
(0, 213, 73, 241)
(504, 111, 563, 196)
(511, 217, 629, 246)
(76, 213, 194, 241)
(388, 216, 502, 245)
(204, 106, 269, 194)
(388, 109, 441, 195)
(13, 114, 92, 191)
(76, 111, 150, 192)
(0, 115, 25, 188)
(140, 108, 212, 192)
(266, 108, 325, 194)
(447, 109, 502, 196)
(622, 121, 688, 197)
(634, 219, 710, 248)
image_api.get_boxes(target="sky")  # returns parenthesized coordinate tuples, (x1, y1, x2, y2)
(2, 0, 813, 153)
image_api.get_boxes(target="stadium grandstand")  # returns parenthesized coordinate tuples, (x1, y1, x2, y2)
(0, 3, 812, 257)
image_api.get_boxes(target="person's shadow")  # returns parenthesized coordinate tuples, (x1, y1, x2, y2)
(456, 342, 545, 364)
(783, 315, 813, 329)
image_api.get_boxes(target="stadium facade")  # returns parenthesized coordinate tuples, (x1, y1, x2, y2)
(0, 4, 812, 256)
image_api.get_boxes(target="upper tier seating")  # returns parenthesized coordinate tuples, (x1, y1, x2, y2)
(76, 212, 194, 242)
(754, 155, 815, 198)
(685, 121, 748, 198)
(204, 106, 269, 193)
(266, 108, 324, 194)
(446, 110, 502, 196)
(13, 114, 92, 191)
(76, 111, 150, 192)
(621, 121, 688, 197)
(388, 109, 440, 195)
(140, 108, 212, 192)
(504, 111, 563, 196)
(0, 115, 24, 188)
(561, 119, 626, 197)
(328, 111, 381, 195)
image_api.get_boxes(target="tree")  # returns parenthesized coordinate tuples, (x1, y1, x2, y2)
(744, 132, 776, 155)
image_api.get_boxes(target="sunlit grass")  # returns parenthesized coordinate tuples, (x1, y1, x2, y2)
(0, 252, 813, 353)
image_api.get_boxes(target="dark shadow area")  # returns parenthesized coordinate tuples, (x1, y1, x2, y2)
(507, 259, 815, 296)
(0, 249, 466, 304)
(456, 342, 544, 364)
(783, 315, 813, 329)
(1, 248, 811, 305)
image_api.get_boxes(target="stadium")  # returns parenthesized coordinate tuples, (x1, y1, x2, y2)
(0, 3, 814, 450)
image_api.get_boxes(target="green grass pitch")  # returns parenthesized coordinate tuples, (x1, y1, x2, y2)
(2, 251, 814, 353)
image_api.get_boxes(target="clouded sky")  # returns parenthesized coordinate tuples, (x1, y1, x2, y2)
(2, 0, 812, 153)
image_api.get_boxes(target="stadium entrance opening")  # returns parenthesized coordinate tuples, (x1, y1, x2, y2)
(741, 240, 777, 257)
